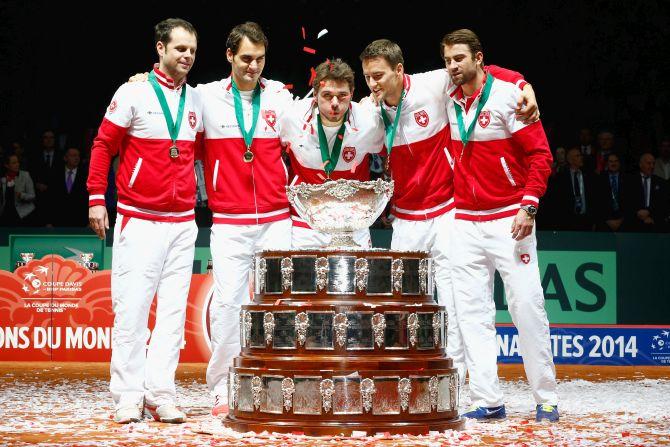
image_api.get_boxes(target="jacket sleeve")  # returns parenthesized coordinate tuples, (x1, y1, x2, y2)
(87, 84, 132, 207)
(486, 65, 528, 90)
(18, 171, 36, 202)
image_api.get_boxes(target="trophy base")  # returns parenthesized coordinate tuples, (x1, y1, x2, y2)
(224, 416, 464, 436)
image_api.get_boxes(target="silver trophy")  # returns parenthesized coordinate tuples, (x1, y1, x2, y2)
(286, 178, 394, 248)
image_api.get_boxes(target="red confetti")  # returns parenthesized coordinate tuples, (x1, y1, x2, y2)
(520, 419, 530, 425)
(301, 27, 306, 40)
(274, 299, 282, 305)
(622, 431, 631, 437)
(292, 431, 304, 436)
(308, 67, 317, 86)
(283, 84, 294, 90)
(337, 134, 343, 140)
(303, 46, 316, 54)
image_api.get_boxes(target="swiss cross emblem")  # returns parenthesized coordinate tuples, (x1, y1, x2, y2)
(188, 111, 197, 129)
(263, 109, 277, 129)
(108, 100, 117, 113)
(520, 253, 531, 264)
(478, 110, 491, 128)
(342, 146, 356, 163)
(414, 110, 429, 127)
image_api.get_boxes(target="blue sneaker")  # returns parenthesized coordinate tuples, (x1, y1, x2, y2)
(536, 404, 559, 422)
(461, 405, 506, 420)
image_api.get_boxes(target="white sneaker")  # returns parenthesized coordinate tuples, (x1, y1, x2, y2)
(145, 403, 187, 424)
(113, 405, 142, 424)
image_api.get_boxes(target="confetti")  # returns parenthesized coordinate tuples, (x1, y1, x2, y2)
(317, 29, 328, 39)
(308, 68, 317, 87)
(283, 84, 294, 90)
(301, 27, 306, 40)
(303, 46, 316, 55)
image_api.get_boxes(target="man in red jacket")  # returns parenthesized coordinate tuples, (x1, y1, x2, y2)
(443, 29, 558, 422)
(88, 18, 203, 424)
(198, 22, 295, 417)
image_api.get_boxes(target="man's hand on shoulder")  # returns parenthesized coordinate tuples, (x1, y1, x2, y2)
(128, 72, 149, 83)
(516, 84, 540, 124)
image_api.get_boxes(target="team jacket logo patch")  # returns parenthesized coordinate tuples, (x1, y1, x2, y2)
(342, 146, 356, 163)
(520, 253, 531, 264)
(108, 100, 118, 114)
(414, 110, 429, 127)
(478, 110, 491, 128)
(188, 111, 197, 129)
(263, 110, 277, 129)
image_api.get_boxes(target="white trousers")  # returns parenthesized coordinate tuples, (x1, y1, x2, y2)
(451, 216, 558, 407)
(292, 226, 371, 249)
(391, 211, 466, 384)
(109, 216, 197, 409)
(206, 219, 292, 398)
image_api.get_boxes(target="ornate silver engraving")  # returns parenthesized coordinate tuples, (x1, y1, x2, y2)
(354, 258, 369, 291)
(432, 313, 441, 347)
(320, 379, 335, 413)
(398, 378, 411, 412)
(325, 182, 358, 201)
(429, 376, 438, 411)
(243, 311, 252, 347)
(258, 258, 267, 292)
(372, 313, 386, 348)
(295, 312, 309, 346)
(450, 373, 458, 411)
(408, 313, 419, 347)
(281, 377, 295, 411)
(333, 313, 348, 348)
(281, 257, 293, 291)
(360, 378, 376, 413)
(231, 373, 240, 409)
(419, 258, 428, 294)
(392, 259, 404, 292)
(252, 376, 263, 410)
(316, 257, 329, 290)
(264, 312, 275, 345)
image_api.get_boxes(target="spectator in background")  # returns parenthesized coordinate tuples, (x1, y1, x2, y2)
(11, 141, 29, 171)
(594, 130, 615, 173)
(653, 137, 670, 180)
(29, 129, 64, 225)
(0, 154, 36, 226)
(46, 147, 89, 227)
(547, 147, 599, 230)
(622, 153, 669, 232)
(577, 127, 596, 172)
(597, 153, 625, 231)
(551, 147, 567, 176)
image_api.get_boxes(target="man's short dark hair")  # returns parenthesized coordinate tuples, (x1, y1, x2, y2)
(440, 29, 483, 60)
(359, 39, 404, 67)
(226, 22, 268, 55)
(313, 58, 355, 92)
(154, 18, 198, 46)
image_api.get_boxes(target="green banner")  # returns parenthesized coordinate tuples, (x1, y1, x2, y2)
(495, 251, 617, 324)
(9, 235, 105, 270)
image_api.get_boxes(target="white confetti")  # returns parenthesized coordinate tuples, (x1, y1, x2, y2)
(317, 29, 328, 39)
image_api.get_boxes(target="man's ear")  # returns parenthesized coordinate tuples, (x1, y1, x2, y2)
(156, 41, 166, 58)
(226, 48, 234, 64)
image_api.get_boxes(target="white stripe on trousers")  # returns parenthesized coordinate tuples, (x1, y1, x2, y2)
(390, 211, 467, 386)
(206, 219, 292, 398)
(109, 218, 197, 409)
(451, 216, 558, 407)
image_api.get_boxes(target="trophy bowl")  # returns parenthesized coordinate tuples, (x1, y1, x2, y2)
(286, 178, 394, 248)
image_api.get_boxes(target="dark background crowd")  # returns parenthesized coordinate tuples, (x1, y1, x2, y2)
(1, 1, 670, 232)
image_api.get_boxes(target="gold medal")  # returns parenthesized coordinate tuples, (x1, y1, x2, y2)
(243, 148, 254, 163)
(169, 145, 179, 159)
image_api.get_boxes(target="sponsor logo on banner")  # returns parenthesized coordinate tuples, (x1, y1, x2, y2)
(478, 110, 491, 128)
(414, 110, 429, 127)
(650, 330, 670, 365)
(188, 111, 197, 129)
(342, 146, 356, 163)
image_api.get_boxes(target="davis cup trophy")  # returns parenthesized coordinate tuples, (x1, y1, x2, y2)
(224, 179, 463, 435)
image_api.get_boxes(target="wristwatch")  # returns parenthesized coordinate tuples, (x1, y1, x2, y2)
(521, 204, 537, 218)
